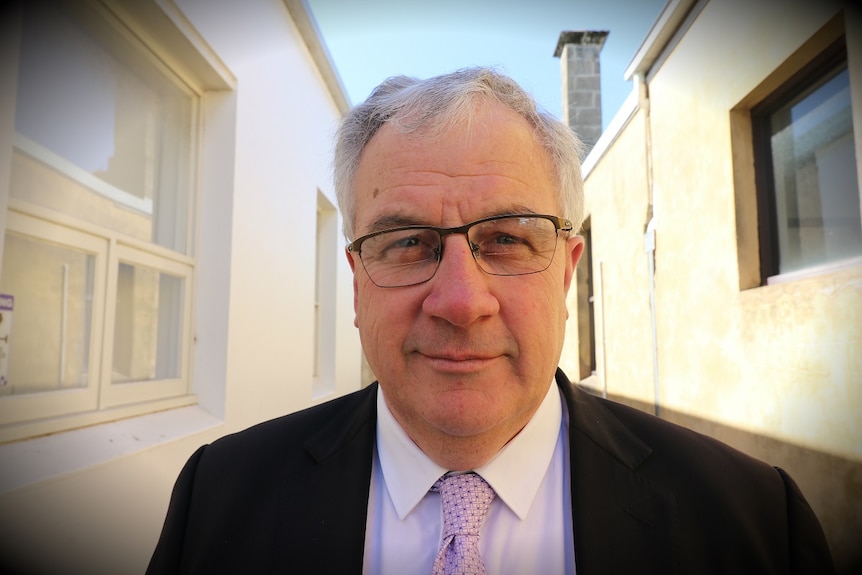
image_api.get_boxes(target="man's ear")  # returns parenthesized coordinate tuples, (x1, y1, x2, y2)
(563, 236, 585, 295)
(346, 248, 360, 327)
(346, 247, 357, 272)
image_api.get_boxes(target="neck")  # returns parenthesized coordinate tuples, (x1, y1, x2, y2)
(425, 438, 507, 472)
(394, 410, 535, 472)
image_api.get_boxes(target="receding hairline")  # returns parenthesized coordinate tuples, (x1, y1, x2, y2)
(353, 95, 560, 213)
(334, 67, 585, 241)
(350, 97, 563, 228)
(379, 94, 560, 183)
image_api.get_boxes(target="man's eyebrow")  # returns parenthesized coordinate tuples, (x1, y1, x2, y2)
(365, 214, 427, 234)
(363, 205, 543, 234)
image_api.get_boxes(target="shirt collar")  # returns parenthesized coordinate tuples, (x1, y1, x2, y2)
(376, 389, 447, 519)
(376, 379, 563, 520)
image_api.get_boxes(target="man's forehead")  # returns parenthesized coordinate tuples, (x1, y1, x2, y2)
(362, 203, 542, 234)
(358, 111, 548, 181)
(350, 100, 558, 235)
(367, 99, 541, 152)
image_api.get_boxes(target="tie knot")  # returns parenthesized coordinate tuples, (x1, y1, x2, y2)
(434, 473, 496, 538)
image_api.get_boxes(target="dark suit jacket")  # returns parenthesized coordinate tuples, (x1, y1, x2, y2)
(147, 370, 834, 574)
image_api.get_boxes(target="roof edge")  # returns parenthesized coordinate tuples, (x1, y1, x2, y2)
(282, 0, 351, 114)
(624, 0, 697, 81)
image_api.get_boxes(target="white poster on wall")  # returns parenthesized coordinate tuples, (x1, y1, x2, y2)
(0, 293, 13, 390)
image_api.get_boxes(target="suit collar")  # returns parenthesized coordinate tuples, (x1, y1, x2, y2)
(281, 374, 678, 574)
(304, 382, 379, 463)
(557, 370, 652, 470)
(556, 369, 678, 574)
(272, 384, 379, 574)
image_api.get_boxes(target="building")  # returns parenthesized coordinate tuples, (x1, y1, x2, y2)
(3, 0, 860, 572)
(0, 0, 363, 572)
(559, 1, 861, 572)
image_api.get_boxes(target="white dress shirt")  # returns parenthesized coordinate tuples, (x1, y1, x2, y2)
(363, 381, 575, 575)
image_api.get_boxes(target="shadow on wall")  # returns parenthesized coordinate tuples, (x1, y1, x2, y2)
(585, 386, 862, 575)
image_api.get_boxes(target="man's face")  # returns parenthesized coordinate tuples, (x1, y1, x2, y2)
(347, 100, 583, 465)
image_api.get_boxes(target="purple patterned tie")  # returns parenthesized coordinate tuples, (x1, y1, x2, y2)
(431, 473, 496, 575)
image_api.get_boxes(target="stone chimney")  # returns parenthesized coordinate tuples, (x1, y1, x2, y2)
(554, 30, 609, 155)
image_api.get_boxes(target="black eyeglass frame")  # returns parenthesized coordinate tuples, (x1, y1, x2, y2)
(347, 213, 574, 287)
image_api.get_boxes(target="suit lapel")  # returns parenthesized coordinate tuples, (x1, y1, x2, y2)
(266, 375, 679, 573)
(271, 384, 378, 574)
(558, 371, 678, 574)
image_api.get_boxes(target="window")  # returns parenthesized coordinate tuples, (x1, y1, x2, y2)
(0, 0, 198, 440)
(576, 220, 597, 381)
(752, 37, 861, 283)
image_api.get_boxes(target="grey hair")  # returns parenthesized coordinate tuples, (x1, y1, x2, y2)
(333, 67, 585, 240)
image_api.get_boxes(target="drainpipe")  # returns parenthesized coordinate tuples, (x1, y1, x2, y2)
(645, 218, 658, 417)
(60, 263, 69, 388)
(638, 72, 660, 417)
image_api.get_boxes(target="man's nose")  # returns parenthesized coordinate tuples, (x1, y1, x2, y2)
(421, 235, 500, 326)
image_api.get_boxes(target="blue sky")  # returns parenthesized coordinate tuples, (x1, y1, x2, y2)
(305, 0, 667, 129)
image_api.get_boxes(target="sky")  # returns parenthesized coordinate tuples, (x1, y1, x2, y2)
(305, 0, 667, 129)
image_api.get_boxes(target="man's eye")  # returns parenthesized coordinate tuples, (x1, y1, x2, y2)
(393, 236, 421, 248)
(493, 234, 524, 245)
(479, 234, 534, 258)
(383, 235, 425, 253)
(377, 232, 437, 262)
(485, 232, 531, 248)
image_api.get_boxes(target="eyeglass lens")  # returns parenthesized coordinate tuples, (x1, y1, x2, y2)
(358, 215, 562, 288)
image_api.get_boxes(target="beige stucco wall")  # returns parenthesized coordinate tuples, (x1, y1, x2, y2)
(563, 108, 657, 403)
(646, 0, 860, 460)
(568, 2, 862, 566)
(573, 0, 861, 461)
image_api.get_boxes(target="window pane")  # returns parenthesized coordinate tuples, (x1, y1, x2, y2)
(112, 263, 184, 384)
(0, 233, 93, 395)
(13, 0, 193, 254)
(769, 65, 861, 274)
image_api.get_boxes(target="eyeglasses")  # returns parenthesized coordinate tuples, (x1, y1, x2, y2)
(347, 214, 573, 288)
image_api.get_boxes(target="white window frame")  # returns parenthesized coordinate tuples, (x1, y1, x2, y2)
(99, 239, 194, 408)
(0, 209, 107, 426)
(0, 0, 233, 444)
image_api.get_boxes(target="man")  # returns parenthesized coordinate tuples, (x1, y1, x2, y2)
(147, 68, 835, 574)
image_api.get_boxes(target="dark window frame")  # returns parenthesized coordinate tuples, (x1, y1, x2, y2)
(751, 36, 854, 283)
(576, 220, 596, 381)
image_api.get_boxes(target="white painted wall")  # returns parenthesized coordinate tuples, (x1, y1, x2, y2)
(0, 1, 361, 573)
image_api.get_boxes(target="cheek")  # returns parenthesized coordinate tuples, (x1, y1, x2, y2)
(502, 278, 568, 348)
(354, 295, 389, 376)
(510, 274, 568, 316)
(354, 286, 420, 357)
(354, 285, 382, 340)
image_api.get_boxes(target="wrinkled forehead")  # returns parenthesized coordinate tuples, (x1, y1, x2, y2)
(362, 97, 552, 172)
(352, 101, 560, 233)
(384, 94, 530, 143)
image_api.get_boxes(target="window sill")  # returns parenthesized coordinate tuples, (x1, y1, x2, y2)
(766, 255, 862, 285)
(0, 403, 221, 494)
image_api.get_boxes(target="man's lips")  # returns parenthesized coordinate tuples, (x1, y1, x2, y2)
(417, 350, 500, 361)
(415, 351, 502, 371)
